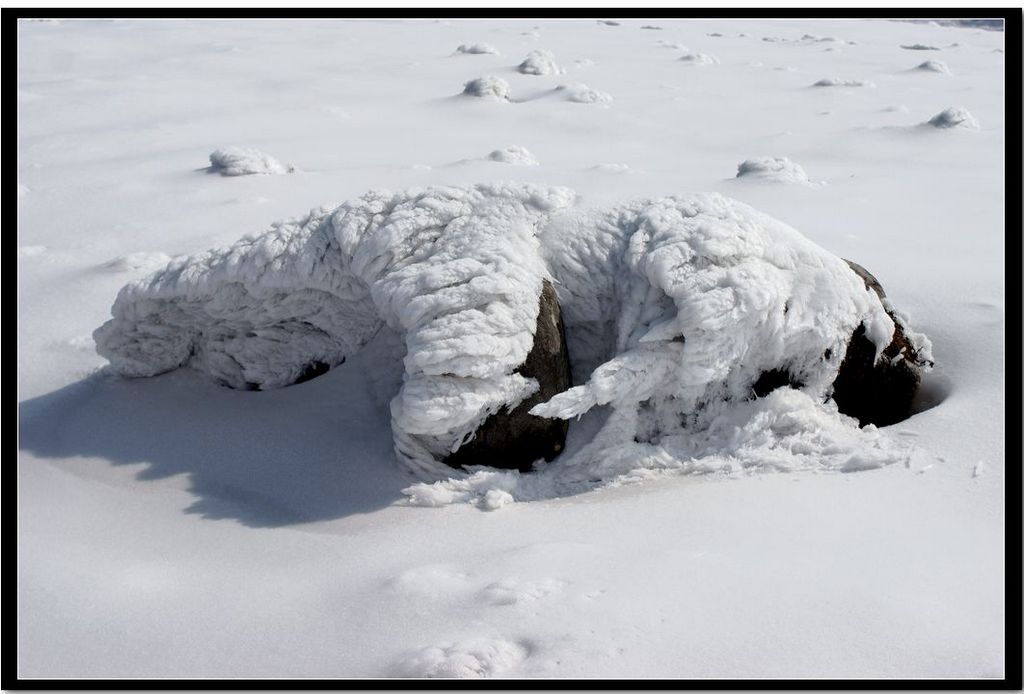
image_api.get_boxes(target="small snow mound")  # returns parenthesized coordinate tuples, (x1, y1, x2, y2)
(641, 25, 663, 31)
(657, 40, 687, 50)
(914, 59, 951, 73)
(882, 104, 910, 113)
(479, 578, 566, 605)
(462, 76, 512, 101)
(926, 106, 979, 129)
(99, 252, 173, 273)
(208, 147, 293, 176)
(735, 156, 811, 185)
(404, 469, 520, 510)
(518, 49, 563, 75)
(812, 77, 874, 87)
(486, 145, 539, 166)
(901, 43, 940, 50)
(590, 163, 635, 174)
(396, 639, 528, 678)
(556, 82, 613, 104)
(18, 245, 47, 258)
(679, 52, 720, 65)
(456, 43, 499, 55)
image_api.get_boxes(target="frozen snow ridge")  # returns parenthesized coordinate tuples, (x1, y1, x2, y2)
(735, 156, 812, 185)
(485, 146, 539, 166)
(556, 83, 613, 104)
(926, 106, 979, 129)
(456, 43, 499, 55)
(679, 52, 720, 65)
(517, 49, 563, 76)
(208, 147, 294, 176)
(96, 185, 925, 498)
(462, 76, 512, 101)
(812, 77, 875, 88)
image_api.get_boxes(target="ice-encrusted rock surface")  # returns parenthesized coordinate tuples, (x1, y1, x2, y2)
(95, 185, 930, 493)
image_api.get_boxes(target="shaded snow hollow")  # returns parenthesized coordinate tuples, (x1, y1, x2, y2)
(95, 184, 931, 508)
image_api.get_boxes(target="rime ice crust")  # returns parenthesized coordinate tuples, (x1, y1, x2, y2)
(95, 184, 576, 478)
(96, 186, 911, 486)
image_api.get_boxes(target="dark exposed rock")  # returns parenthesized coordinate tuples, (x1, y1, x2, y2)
(443, 280, 572, 472)
(831, 260, 930, 427)
(751, 368, 803, 399)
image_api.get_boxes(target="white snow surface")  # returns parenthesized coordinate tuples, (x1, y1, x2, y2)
(18, 18, 1005, 680)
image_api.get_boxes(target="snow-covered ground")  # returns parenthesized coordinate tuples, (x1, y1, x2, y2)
(17, 18, 1006, 679)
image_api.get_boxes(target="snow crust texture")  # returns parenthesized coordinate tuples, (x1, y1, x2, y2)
(208, 147, 293, 176)
(96, 185, 924, 500)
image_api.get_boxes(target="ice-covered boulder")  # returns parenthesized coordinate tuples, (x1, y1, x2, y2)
(926, 106, 979, 129)
(517, 49, 562, 75)
(485, 145, 539, 166)
(735, 156, 811, 184)
(812, 77, 874, 87)
(461, 76, 511, 101)
(95, 185, 933, 483)
(208, 147, 294, 176)
(832, 260, 933, 426)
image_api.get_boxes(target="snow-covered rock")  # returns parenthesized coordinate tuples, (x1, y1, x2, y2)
(812, 77, 874, 87)
(462, 76, 511, 101)
(679, 52, 720, 65)
(556, 83, 612, 104)
(517, 49, 562, 75)
(455, 43, 499, 55)
(95, 185, 928, 488)
(926, 106, 979, 129)
(208, 146, 294, 176)
(735, 156, 812, 184)
(485, 145, 539, 166)
(913, 59, 951, 74)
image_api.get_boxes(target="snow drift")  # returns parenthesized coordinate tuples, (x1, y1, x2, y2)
(95, 184, 931, 500)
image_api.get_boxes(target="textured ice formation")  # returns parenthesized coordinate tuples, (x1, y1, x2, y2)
(208, 147, 294, 176)
(462, 76, 511, 101)
(926, 106, 979, 129)
(485, 146, 539, 166)
(517, 49, 562, 75)
(96, 185, 927, 493)
(736, 156, 812, 184)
